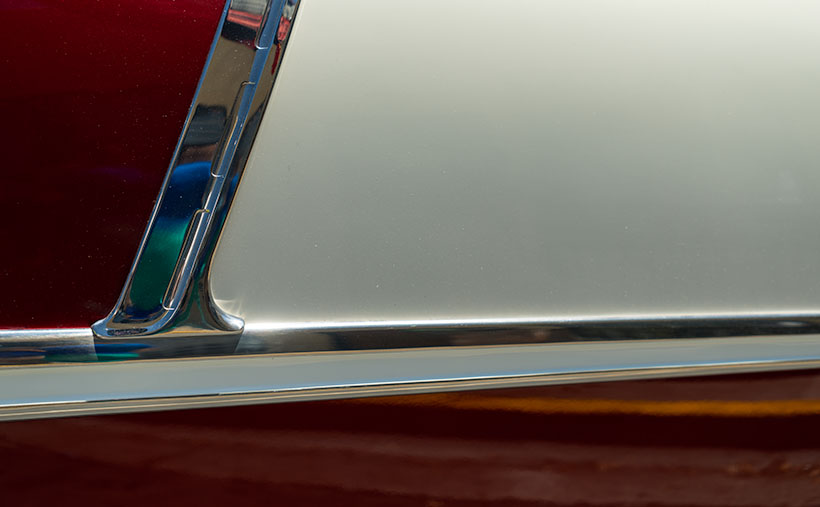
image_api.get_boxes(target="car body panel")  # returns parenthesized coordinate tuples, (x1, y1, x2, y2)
(2, 2, 820, 504)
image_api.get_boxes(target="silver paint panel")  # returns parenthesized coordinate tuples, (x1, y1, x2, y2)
(212, 0, 820, 324)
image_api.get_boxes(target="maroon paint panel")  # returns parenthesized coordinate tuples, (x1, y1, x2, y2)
(0, 0, 224, 328)
(2, 370, 820, 506)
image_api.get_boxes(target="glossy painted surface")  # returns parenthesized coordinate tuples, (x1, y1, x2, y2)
(2, 370, 820, 505)
(213, 0, 820, 325)
(0, 0, 224, 328)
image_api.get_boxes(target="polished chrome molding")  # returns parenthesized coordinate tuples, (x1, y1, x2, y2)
(11, 312, 820, 363)
(93, 0, 301, 339)
(90, 311, 820, 361)
(0, 329, 95, 365)
(236, 312, 820, 354)
(3, 315, 820, 420)
(2, 332, 820, 421)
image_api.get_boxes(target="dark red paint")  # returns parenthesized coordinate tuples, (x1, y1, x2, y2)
(2, 370, 820, 506)
(0, 0, 224, 327)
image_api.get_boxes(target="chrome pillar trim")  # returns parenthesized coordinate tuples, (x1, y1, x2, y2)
(92, 0, 301, 339)
(1, 334, 820, 421)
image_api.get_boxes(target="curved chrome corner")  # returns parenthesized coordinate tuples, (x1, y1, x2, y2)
(93, 0, 301, 339)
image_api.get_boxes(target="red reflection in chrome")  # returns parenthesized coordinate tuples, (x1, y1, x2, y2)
(227, 9, 263, 30)
(0, 0, 224, 327)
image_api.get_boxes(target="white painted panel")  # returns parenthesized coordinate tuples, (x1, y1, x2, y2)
(212, 0, 820, 325)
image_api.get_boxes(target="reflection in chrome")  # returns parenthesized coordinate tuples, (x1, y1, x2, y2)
(4, 313, 820, 419)
(93, 0, 301, 339)
(2, 324, 820, 421)
(236, 312, 820, 354)
(0, 329, 95, 365)
(8, 312, 820, 363)
(89, 312, 820, 362)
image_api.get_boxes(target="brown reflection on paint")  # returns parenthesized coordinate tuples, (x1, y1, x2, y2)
(2, 370, 820, 506)
(348, 392, 820, 418)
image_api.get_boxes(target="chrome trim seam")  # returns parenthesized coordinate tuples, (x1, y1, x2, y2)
(1, 332, 820, 421)
(93, 0, 301, 339)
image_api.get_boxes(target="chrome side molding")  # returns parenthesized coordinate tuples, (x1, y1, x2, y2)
(93, 0, 301, 339)
(8, 312, 820, 364)
(4, 313, 820, 419)
(2, 326, 820, 421)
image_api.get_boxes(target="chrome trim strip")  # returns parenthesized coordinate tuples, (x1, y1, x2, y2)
(94, 312, 820, 360)
(8, 312, 820, 364)
(2, 333, 820, 421)
(0, 329, 95, 365)
(237, 311, 820, 354)
(93, 0, 301, 339)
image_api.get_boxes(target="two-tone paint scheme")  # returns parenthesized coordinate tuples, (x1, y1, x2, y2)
(3, 0, 820, 504)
